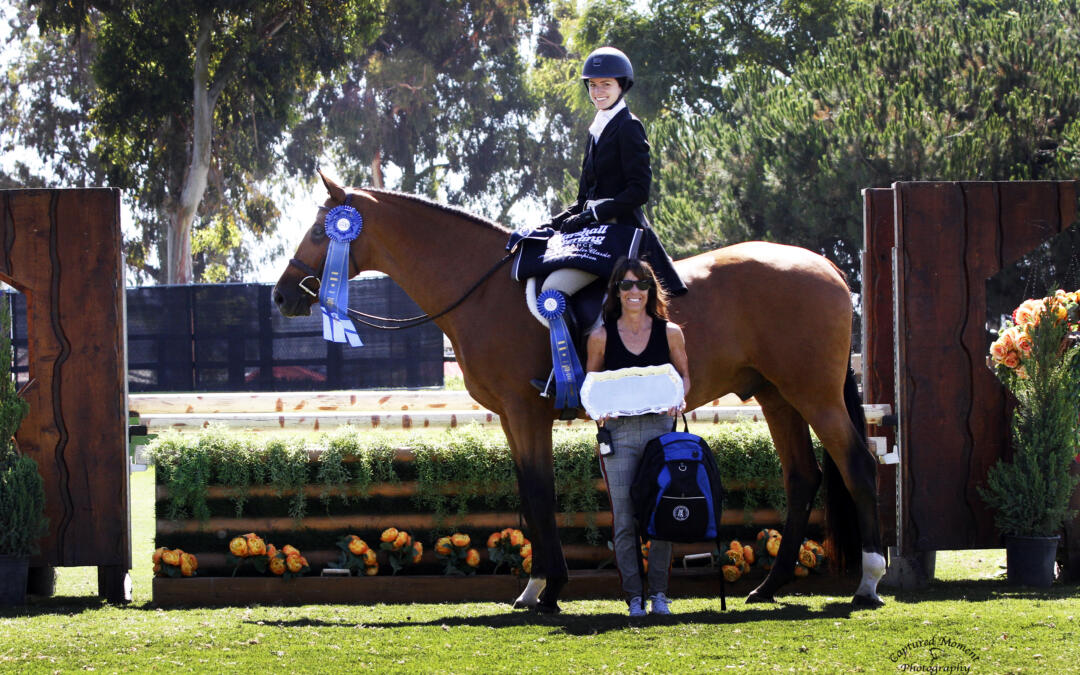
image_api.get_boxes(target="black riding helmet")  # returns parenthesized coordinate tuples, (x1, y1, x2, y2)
(581, 46, 634, 98)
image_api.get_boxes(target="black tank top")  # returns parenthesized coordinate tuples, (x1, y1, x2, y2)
(603, 318, 671, 370)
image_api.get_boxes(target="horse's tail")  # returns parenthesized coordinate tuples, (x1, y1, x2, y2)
(822, 363, 867, 574)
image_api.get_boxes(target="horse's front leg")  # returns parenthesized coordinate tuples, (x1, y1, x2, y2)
(500, 409, 568, 613)
(747, 389, 822, 603)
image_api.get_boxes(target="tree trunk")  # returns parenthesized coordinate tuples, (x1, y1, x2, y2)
(371, 149, 384, 189)
(167, 13, 216, 285)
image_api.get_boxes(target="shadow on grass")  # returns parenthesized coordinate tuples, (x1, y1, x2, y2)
(0, 595, 115, 617)
(246, 600, 857, 636)
(887, 578, 1080, 604)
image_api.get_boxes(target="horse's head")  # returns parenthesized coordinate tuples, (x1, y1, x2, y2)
(273, 171, 369, 317)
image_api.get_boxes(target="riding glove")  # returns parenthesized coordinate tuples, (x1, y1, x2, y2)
(560, 210, 596, 233)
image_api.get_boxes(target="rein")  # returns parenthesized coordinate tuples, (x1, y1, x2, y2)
(288, 252, 514, 331)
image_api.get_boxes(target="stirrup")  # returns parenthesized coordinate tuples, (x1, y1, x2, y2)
(536, 290, 584, 412)
(531, 372, 554, 399)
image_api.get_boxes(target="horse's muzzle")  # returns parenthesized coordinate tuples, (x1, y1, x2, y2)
(272, 284, 312, 317)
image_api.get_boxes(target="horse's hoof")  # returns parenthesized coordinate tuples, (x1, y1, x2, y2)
(745, 590, 775, 604)
(852, 594, 885, 609)
(535, 601, 561, 615)
(512, 599, 536, 610)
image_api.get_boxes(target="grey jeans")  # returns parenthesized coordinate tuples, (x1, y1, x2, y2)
(600, 413, 675, 600)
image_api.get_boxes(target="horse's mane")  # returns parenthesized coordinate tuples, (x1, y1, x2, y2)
(364, 188, 511, 234)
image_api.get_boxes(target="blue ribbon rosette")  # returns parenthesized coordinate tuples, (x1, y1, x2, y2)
(536, 289, 584, 410)
(319, 205, 364, 347)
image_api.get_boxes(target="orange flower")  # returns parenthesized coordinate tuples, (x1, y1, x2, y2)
(465, 549, 480, 567)
(522, 555, 532, 575)
(228, 537, 249, 558)
(180, 553, 197, 577)
(742, 545, 756, 565)
(364, 563, 379, 576)
(451, 533, 471, 548)
(348, 536, 369, 557)
(380, 528, 399, 543)
(728, 540, 743, 556)
(794, 564, 810, 577)
(266, 544, 278, 559)
(722, 565, 741, 582)
(435, 536, 453, 556)
(269, 556, 286, 576)
(799, 547, 817, 569)
(153, 563, 162, 576)
(726, 548, 744, 566)
(286, 554, 304, 573)
(508, 530, 524, 547)
(281, 544, 300, 557)
(501, 527, 514, 539)
(519, 543, 532, 559)
(393, 530, 411, 551)
(363, 549, 377, 566)
(486, 532, 502, 549)
(766, 536, 781, 558)
(412, 541, 423, 564)
(246, 535, 267, 557)
(152, 547, 168, 564)
(162, 549, 182, 566)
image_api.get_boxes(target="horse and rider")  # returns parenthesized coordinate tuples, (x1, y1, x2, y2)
(273, 45, 886, 614)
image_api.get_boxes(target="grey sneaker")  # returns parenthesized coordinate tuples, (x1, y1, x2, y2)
(649, 593, 671, 615)
(628, 596, 646, 617)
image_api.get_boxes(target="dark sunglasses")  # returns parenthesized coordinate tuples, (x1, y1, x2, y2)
(617, 279, 653, 292)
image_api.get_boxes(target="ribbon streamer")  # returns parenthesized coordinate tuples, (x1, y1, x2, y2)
(319, 205, 364, 347)
(537, 289, 584, 410)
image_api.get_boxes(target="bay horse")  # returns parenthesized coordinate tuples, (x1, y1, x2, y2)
(273, 172, 886, 611)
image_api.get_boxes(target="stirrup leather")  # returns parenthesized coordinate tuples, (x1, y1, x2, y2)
(535, 289, 584, 411)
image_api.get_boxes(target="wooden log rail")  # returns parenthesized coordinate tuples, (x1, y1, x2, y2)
(131, 389, 891, 432)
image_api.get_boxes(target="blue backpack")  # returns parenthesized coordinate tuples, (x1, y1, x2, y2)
(630, 417, 728, 609)
(631, 421, 725, 543)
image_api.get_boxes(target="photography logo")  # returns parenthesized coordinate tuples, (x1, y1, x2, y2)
(889, 635, 979, 672)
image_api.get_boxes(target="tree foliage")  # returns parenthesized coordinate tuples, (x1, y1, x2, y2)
(24, 0, 384, 283)
(648, 0, 1080, 287)
(307, 0, 574, 224)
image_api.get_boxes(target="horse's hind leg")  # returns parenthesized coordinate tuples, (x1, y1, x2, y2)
(501, 408, 568, 613)
(802, 383, 885, 608)
(746, 384, 822, 603)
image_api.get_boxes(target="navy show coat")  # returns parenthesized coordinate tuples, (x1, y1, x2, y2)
(571, 107, 652, 228)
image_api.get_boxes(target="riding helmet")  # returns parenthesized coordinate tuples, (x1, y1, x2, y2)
(581, 46, 634, 93)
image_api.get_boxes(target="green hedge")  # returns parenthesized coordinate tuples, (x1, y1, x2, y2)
(150, 422, 822, 536)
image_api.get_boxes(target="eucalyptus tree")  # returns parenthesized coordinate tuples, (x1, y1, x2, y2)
(30, 0, 384, 283)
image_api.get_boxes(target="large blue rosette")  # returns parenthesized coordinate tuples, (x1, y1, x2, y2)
(319, 205, 364, 347)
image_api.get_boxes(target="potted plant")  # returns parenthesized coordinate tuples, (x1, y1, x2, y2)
(0, 298, 48, 605)
(981, 289, 1080, 587)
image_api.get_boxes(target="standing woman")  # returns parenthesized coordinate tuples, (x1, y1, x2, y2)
(585, 257, 690, 617)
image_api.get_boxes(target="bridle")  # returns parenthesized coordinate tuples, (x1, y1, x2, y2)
(286, 204, 514, 331)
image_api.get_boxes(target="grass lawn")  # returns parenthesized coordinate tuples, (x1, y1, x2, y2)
(1, 469, 1077, 673)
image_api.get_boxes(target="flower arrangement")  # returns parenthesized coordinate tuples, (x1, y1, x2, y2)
(436, 532, 481, 575)
(380, 527, 420, 574)
(718, 531, 825, 582)
(153, 547, 198, 578)
(330, 534, 379, 576)
(270, 544, 311, 579)
(981, 290, 1080, 537)
(226, 532, 272, 575)
(486, 528, 529, 577)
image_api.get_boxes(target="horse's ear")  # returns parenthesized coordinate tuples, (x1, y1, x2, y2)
(318, 169, 347, 204)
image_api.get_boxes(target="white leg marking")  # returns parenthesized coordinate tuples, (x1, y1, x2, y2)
(855, 551, 887, 602)
(514, 577, 546, 608)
